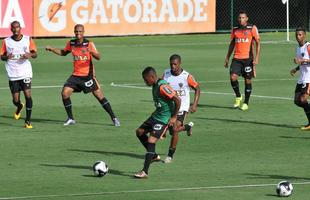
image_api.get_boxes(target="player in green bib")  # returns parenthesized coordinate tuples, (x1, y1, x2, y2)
(135, 66, 181, 178)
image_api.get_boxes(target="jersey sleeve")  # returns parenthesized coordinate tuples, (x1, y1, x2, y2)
(0, 40, 7, 55)
(187, 74, 199, 88)
(252, 25, 260, 40)
(29, 38, 37, 52)
(63, 41, 72, 52)
(307, 45, 310, 56)
(159, 84, 176, 99)
(89, 42, 98, 54)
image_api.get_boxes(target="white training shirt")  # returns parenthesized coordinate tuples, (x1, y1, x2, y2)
(297, 42, 310, 84)
(163, 69, 199, 113)
(1, 35, 36, 81)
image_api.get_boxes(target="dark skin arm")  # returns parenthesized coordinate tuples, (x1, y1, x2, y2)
(88, 47, 100, 60)
(224, 39, 235, 68)
(189, 85, 201, 113)
(45, 45, 70, 56)
(168, 94, 181, 127)
(1, 50, 37, 61)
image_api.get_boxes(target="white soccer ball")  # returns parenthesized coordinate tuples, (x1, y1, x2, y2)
(92, 161, 109, 177)
(276, 181, 293, 197)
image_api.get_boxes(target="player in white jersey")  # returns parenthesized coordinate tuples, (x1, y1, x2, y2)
(0, 21, 37, 128)
(290, 27, 310, 130)
(162, 54, 200, 163)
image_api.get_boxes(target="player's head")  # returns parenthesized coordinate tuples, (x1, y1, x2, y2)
(74, 24, 85, 40)
(10, 21, 21, 36)
(295, 27, 306, 44)
(238, 10, 248, 26)
(169, 54, 182, 75)
(142, 66, 157, 86)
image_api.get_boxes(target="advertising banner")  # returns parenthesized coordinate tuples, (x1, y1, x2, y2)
(34, 0, 216, 37)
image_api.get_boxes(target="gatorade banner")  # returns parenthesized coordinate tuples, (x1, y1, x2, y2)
(34, 0, 216, 37)
(0, 0, 33, 37)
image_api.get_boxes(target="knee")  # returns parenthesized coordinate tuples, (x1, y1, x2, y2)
(136, 129, 143, 137)
(62, 91, 69, 99)
(294, 99, 306, 107)
(230, 75, 238, 81)
(12, 100, 20, 106)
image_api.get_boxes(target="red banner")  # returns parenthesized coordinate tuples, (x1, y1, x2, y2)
(0, 0, 33, 37)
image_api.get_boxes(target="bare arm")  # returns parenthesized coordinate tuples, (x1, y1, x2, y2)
(88, 48, 100, 60)
(189, 85, 201, 113)
(168, 95, 181, 127)
(45, 45, 70, 56)
(224, 39, 235, 68)
(253, 38, 261, 65)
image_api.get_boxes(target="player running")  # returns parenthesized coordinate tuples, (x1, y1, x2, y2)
(0, 21, 37, 128)
(135, 67, 181, 178)
(290, 27, 310, 130)
(162, 54, 200, 163)
(45, 24, 120, 126)
(224, 10, 260, 111)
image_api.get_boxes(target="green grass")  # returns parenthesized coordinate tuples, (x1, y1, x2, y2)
(0, 32, 308, 199)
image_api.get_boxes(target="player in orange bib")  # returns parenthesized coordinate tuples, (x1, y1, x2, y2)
(46, 24, 120, 126)
(224, 10, 260, 111)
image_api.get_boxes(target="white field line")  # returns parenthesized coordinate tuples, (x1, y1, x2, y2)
(0, 181, 309, 200)
(110, 82, 293, 101)
(0, 85, 63, 90)
(37, 40, 294, 49)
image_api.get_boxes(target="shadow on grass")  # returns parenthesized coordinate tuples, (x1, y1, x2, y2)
(1, 115, 113, 126)
(68, 149, 144, 160)
(197, 104, 235, 110)
(245, 173, 310, 181)
(40, 164, 132, 177)
(196, 117, 298, 129)
(280, 136, 310, 140)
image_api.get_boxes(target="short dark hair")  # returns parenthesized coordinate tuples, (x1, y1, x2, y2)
(74, 24, 84, 30)
(142, 66, 156, 76)
(238, 10, 248, 17)
(11, 21, 20, 27)
(296, 26, 306, 33)
(169, 54, 181, 62)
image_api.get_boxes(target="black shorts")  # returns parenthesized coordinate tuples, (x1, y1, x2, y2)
(230, 58, 254, 79)
(169, 111, 187, 135)
(139, 117, 168, 139)
(295, 83, 310, 95)
(9, 78, 32, 93)
(64, 75, 99, 93)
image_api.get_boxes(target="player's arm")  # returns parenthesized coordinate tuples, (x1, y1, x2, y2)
(290, 66, 300, 76)
(45, 46, 70, 56)
(252, 26, 261, 66)
(224, 39, 235, 68)
(188, 74, 200, 113)
(22, 38, 37, 59)
(159, 84, 181, 126)
(88, 42, 100, 60)
(0, 40, 11, 61)
(294, 45, 310, 65)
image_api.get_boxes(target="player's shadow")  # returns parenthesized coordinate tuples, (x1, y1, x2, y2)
(40, 164, 132, 177)
(68, 149, 144, 160)
(196, 117, 298, 129)
(245, 173, 310, 181)
(197, 104, 235, 110)
(279, 136, 310, 140)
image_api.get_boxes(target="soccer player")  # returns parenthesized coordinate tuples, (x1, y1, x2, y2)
(45, 24, 120, 126)
(290, 27, 310, 130)
(0, 21, 37, 128)
(224, 10, 260, 111)
(134, 66, 181, 178)
(162, 54, 200, 163)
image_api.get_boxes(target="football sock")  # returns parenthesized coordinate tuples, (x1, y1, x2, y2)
(184, 124, 191, 131)
(244, 83, 252, 104)
(137, 134, 148, 150)
(63, 98, 74, 119)
(231, 80, 241, 97)
(168, 148, 176, 158)
(13, 100, 23, 114)
(25, 97, 32, 122)
(143, 143, 155, 174)
(99, 98, 116, 119)
(303, 103, 310, 124)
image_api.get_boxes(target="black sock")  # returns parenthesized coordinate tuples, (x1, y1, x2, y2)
(99, 98, 116, 119)
(231, 80, 241, 97)
(13, 100, 23, 114)
(303, 103, 310, 124)
(25, 97, 32, 122)
(168, 148, 176, 158)
(137, 134, 148, 150)
(63, 98, 73, 119)
(184, 124, 191, 131)
(244, 83, 252, 104)
(143, 143, 155, 174)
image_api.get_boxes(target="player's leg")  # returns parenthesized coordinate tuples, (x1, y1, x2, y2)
(23, 89, 33, 128)
(9, 81, 24, 120)
(62, 86, 75, 125)
(240, 59, 254, 111)
(92, 86, 120, 127)
(294, 84, 310, 129)
(165, 120, 181, 163)
(230, 59, 242, 108)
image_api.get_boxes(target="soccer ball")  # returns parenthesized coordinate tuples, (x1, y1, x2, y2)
(276, 181, 293, 197)
(92, 161, 109, 177)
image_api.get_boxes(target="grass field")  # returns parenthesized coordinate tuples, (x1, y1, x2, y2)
(0, 32, 309, 200)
